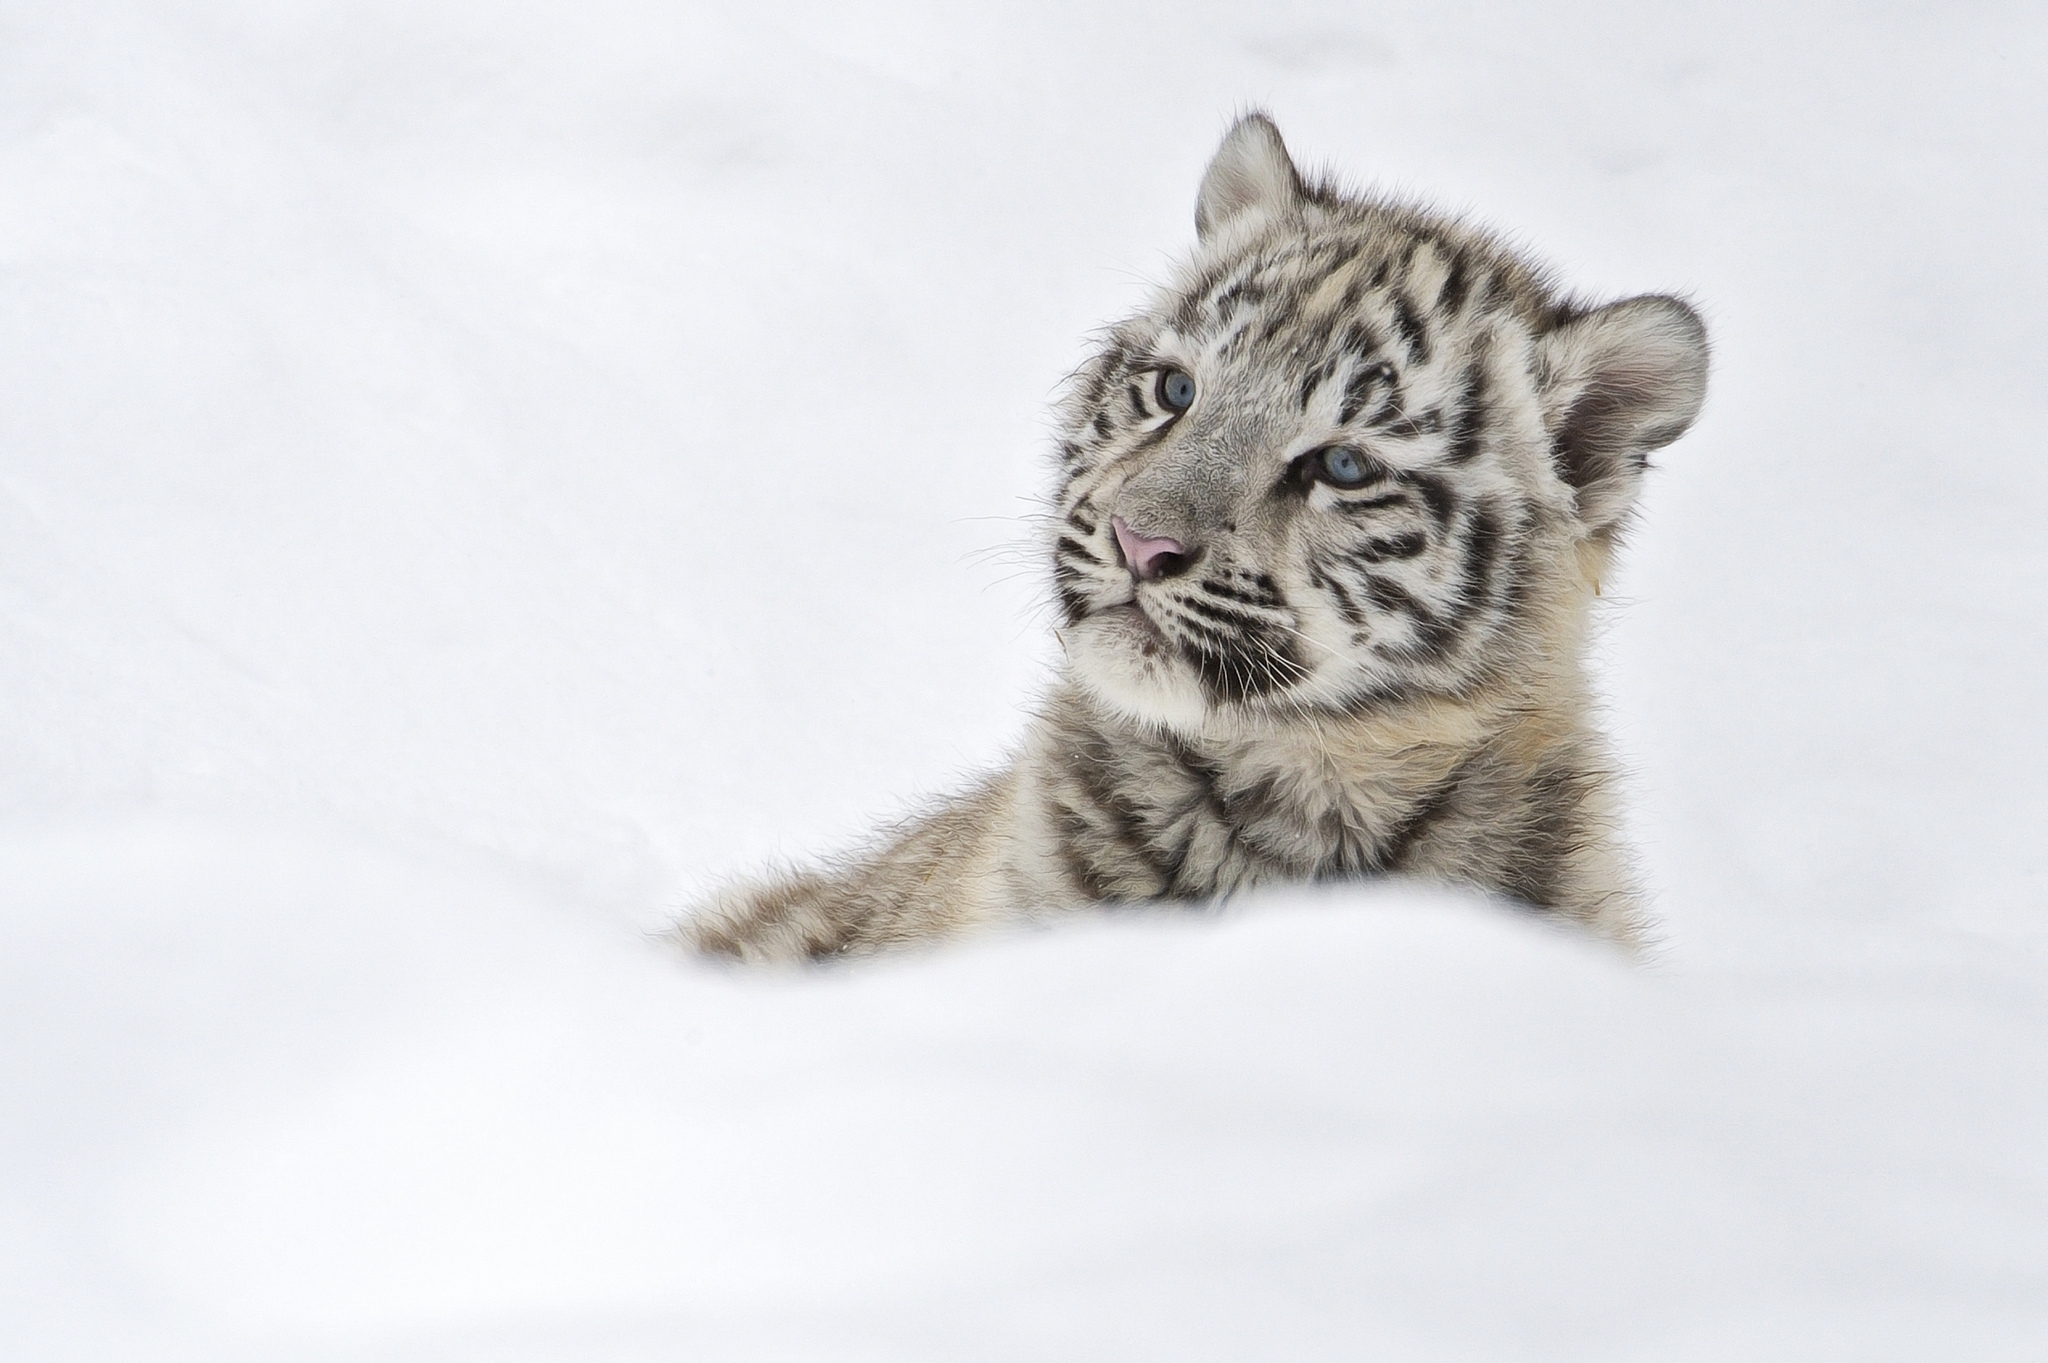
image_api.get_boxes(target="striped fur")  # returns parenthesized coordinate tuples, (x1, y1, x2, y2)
(685, 115, 1708, 962)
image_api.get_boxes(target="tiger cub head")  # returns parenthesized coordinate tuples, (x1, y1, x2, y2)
(1051, 114, 1708, 732)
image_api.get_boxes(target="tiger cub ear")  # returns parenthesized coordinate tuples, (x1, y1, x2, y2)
(1195, 113, 1306, 241)
(1536, 295, 1709, 535)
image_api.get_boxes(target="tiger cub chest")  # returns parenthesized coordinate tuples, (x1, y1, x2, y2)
(1052, 714, 1466, 899)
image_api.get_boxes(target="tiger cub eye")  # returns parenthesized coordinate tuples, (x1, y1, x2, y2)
(1157, 368, 1197, 411)
(1318, 446, 1369, 486)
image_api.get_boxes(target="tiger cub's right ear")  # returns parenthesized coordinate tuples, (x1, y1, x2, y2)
(1536, 295, 1709, 536)
(1195, 113, 1306, 242)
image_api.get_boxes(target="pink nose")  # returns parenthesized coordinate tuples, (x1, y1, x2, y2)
(1112, 516, 1192, 581)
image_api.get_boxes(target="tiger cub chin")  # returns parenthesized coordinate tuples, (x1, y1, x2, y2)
(684, 113, 1708, 963)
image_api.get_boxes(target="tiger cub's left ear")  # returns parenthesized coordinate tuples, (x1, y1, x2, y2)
(1536, 295, 1709, 535)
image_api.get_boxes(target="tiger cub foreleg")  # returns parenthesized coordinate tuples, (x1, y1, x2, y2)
(682, 773, 1023, 962)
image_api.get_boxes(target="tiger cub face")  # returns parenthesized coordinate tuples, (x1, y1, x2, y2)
(1051, 116, 1708, 732)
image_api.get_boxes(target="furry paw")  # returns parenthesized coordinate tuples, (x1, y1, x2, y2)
(679, 871, 866, 963)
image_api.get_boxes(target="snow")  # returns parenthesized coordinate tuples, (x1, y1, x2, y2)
(3, 2, 2045, 1358)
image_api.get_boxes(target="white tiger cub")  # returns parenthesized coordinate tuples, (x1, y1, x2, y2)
(685, 114, 1708, 961)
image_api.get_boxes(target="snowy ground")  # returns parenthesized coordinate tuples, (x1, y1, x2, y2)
(3, 2, 2045, 1358)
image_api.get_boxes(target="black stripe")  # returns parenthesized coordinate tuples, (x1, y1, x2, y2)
(1381, 761, 1472, 869)
(1054, 565, 1090, 625)
(1450, 510, 1504, 623)
(1339, 321, 1385, 367)
(1380, 408, 1442, 438)
(1052, 801, 1114, 899)
(1334, 493, 1408, 514)
(1347, 532, 1428, 564)
(1218, 773, 1294, 842)
(1055, 534, 1101, 564)
(1472, 270, 1501, 312)
(1319, 570, 1368, 626)
(1332, 680, 1420, 718)
(1339, 361, 1395, 425)
(1200, 577, 1284, 608)
(1180, 594, 1267, 628)
(1154, 804, 1204, 896)
(1369, 508, 1503, 662)
(1069, 746, 1174, 894)
(1390, 294, 1430, 364)
(1164, 733, 1228, 814)
(1500, 761, 1593, 909)
(1081, 344, 1129, 410)
(1445, 363, 1489, 464)
(1166, 608, 1241, 651)
(1254, 289, 1302, 346)
(1173, 274, 1217, 332)
(1339, 274, 1367, 317)
(1159, 736, 1244, 891)
(1191, 646, 1295, 702)
(1212, 278, 1267, 323)
(1307, 237, 1350, 270)
(1361, 574, 1437, 631)
(1411, 474, 1457, 528)
(1297, 360, 1333, 412)
(1437, 252, 1469, 314)
(1132, 422, 1178, 452)
(1366, 576, 1467, 660)
(1174, 625, 1307, 703)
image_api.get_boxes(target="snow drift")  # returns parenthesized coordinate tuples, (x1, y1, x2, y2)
(3, 2, 2044, 1358)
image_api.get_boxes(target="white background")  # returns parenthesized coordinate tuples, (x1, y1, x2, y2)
(3, 2, 2044, 1358)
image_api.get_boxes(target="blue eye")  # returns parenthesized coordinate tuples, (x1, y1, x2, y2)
(1319, 446, 1368, 486)
(1157, 368, 1196, 411)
